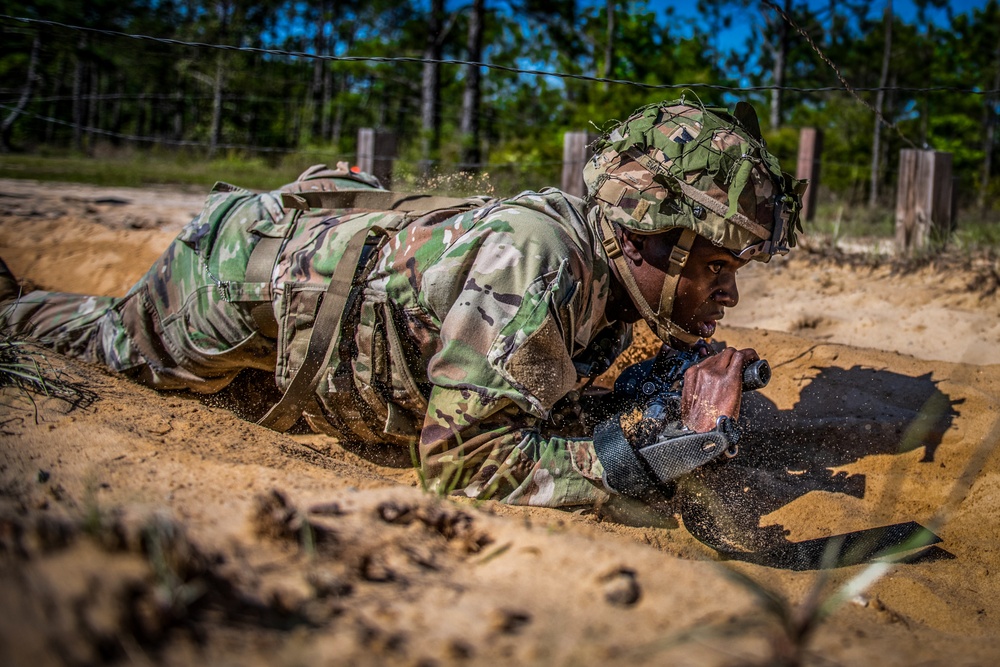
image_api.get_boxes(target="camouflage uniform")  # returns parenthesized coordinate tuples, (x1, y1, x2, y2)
(0, 165, 627, 507)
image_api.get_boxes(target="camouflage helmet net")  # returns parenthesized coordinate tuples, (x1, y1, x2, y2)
(584, 99, 806, 345)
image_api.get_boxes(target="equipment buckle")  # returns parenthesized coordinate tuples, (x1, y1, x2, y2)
(668, 244, 690, 270)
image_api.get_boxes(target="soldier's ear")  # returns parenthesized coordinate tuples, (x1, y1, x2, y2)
(620, 228, 645, 265)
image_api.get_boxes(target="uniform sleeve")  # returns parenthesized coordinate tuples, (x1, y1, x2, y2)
(416, 207, 613, 506)
(419, 386, 610, 506)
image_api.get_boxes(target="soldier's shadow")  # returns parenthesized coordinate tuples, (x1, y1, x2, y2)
(677, 364, 962, 570)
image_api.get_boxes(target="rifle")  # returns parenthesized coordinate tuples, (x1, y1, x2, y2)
(615, 346, 770, 419)
(593, 345, 771, 494)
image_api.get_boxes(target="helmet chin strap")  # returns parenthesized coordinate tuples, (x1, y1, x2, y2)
(596, 213, 701, 347)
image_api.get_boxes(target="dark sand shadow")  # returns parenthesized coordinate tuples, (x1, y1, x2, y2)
(678, 364, 961, 569)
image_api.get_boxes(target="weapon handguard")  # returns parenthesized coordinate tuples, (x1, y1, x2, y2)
(637, 415, 741, 483)
(593, 346, 768, 497)
(594, 414, 741, 498)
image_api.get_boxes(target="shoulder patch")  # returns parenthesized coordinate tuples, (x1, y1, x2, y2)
(505, 313, 577, 410)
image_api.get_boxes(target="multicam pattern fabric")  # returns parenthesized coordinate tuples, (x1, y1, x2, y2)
(0, 169, 630, 508)
(583, 100, 806, 258)
(359, 190, 624, 505)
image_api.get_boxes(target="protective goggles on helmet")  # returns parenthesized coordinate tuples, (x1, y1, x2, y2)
(732, 194, 795, 261)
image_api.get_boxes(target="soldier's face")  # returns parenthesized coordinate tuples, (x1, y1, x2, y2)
(672, 237, 746, 338)
(624, 233, 745, 339)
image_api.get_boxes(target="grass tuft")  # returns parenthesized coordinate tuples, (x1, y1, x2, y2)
(0, 334, 97, 425)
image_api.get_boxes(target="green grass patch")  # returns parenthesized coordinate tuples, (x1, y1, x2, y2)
(0, 150, 335, 191)
(808, 201, 896, 240)
(805, 199, 1000, 252)
(951, 209, 1000, 251)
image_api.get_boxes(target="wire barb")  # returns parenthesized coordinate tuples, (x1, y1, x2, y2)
(759, 0, 919, 149)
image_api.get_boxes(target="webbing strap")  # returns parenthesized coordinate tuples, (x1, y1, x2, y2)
(597, 215, 701, 346)
(244, 237, 284, 338)
(281, 190, 477, 213)
(242, 207, 302, 339)
(245, 237, 284, 282)
(654, 228, 699, 346)
(256, 225, 384, 432)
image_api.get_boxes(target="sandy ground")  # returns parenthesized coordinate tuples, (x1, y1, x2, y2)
(2, 178, 1000, 666)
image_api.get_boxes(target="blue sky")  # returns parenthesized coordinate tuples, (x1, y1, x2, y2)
(640, 0, 991, 24)
(651, 0, 994, 46)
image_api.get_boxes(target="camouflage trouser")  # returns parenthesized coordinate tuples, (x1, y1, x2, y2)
(0, 187, 280, 394)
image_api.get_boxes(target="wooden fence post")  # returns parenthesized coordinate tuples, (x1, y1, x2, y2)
(357, 128, 398, 188)
(562, 131, 597, 199)
(895, 149, 954, 255)
(795, 127, 822, 222)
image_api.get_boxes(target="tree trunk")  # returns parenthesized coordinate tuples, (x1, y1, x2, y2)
(209, 56, 224, 157)
(93, 71, 105, 139)
(309, 6, 325, 140)
(72, 34, 87, 152)
(85, 62, 98, 147)
(769, 0, 791, 129)
(333, 5, 357, 150)
(420, 0, 445, 178)
(309, 60, 322, 140)
(332, 73, 346, 148)
(460, 0, 484, 171)
(979, 43, 1000, 211)
(1, 32, 41, 152)
(44, 55, 66, 144)
(869, 0, 892, 208)
(319, 65, 332, 141)
(603, 0, 615, 83)
(173, 87, 184, 141)
(111, 72, 124, 146)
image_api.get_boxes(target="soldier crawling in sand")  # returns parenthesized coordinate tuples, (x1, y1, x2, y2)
(0, 99, 804, 525)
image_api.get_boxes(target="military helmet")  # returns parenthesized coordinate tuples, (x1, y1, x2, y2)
(584, 100, 805, 345)
(584, 100, 804, 262)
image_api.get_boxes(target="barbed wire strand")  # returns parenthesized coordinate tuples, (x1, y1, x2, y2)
(759, 0, 919, 149)
(2, 14, 998, 97)
(1, 103, 316, 155)
(7, 102, 909, 177)
(0, 103, 569, 170)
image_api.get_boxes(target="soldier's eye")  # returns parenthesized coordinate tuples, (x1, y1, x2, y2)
(708, 262, 724, 274)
